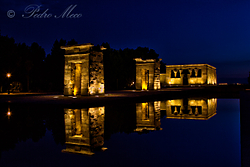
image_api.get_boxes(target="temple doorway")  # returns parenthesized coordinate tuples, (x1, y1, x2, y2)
(182, 69, 189, 85)
(142, 69, 149, 90)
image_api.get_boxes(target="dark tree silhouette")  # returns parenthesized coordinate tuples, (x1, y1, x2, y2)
(67, 39, 78, 46)
(0, 32, 165, 92)
(45, 39, 67, 92)
(102, 42, 164, 90)
(0, 34, 46, 92)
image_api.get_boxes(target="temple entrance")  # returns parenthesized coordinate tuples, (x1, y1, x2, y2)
(73, 63, 82, 95)
(62, 44, 105, 96)
(182, 69, 189, 85)
(142, 69, 149, 90)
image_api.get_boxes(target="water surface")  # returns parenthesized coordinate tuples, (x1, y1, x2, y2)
(0, 98, 240, 167)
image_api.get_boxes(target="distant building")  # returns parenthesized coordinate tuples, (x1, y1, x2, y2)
(61, 43, 105, 96)
(160, 98, 217, 120)
(161, 64, 217, 86)
(134, 58, 161, 90)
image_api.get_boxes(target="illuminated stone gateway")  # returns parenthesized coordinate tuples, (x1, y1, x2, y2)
(61, 43, 105, 96)
(62, 107, 106, 155)
(134, 58, 161, 90)
(135, 101, 162, 132)
(162, 64, 217, 86)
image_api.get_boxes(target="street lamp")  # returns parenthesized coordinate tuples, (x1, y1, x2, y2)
(7, 73, 11, 94)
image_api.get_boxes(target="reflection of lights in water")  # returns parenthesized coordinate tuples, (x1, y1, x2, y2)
(7, 111, 11, 116)
(7, 73, 11, 78)
(7, 106, 11, 118)
(63, 106, 106, 155)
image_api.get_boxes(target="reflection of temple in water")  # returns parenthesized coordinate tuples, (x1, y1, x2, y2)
(161, 98, 217, 120)
(135, 101, 162, 132)
(62, 107, 106, 155)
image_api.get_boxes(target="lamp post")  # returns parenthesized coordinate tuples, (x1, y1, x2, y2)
(7, 73, 11, 94)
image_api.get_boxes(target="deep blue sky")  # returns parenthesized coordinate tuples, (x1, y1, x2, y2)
(1, 0, 250, 82)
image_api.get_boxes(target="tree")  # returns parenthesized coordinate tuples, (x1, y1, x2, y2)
(102, 43, 163, 90)
(0, 34, 46, 92)
(45, 39, 67, 92)
(67, 39, 78, 46)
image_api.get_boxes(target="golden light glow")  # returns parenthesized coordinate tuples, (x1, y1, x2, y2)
(135, 102, 162, 132)
(73, 87, 77, 96)
(141, 69, 148, 90)
(141, 103, 149, 120)
(166, 64, 217, 85)
(142, 82, 147, 90)
(62, 44, 105, 96)
(63, 107, 105, 155)
(89, 86, 94, 95)
(166, 98, 217, 120)
(98, 84, 104, 94)
(168, 78, 182, 85)
(7, 106, 11, 119)
(7, 73, 11, 78)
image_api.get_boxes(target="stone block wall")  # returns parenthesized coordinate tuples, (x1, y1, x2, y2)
(134, 58, 161, 90)
(165, 64, 217, 86)
(63, 107, 105, 155)
(135, 101, 161, 132)
(164, 98, 217, 120)
(61, 44, 105, 96)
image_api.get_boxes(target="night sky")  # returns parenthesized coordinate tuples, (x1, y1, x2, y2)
(1, 0, 250, 82)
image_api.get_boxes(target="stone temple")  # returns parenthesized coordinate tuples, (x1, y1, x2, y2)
(161, 64, 217, 86)
(134, 58, 161, 90)
(61, 43, 105, 96)
(160, 98, 217, 120)
(62, 107, 106, 155)
(135, 101, 162, 132)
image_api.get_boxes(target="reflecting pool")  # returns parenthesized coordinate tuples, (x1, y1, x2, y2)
(0, 98, 240, 167)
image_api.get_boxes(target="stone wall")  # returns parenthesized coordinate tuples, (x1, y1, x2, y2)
(89, 51, 105, 95)
(165, 64, 217, 86)
(61, 44, 105, 96)
(164, 98, 217, 120)
(135, 101, 161, 132)
(63, 107, 105, 155)
(134, 58, 161, 90)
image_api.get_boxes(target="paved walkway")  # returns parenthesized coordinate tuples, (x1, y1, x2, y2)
(0, 86, 245, 106)
(0, 88, 184, 106)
